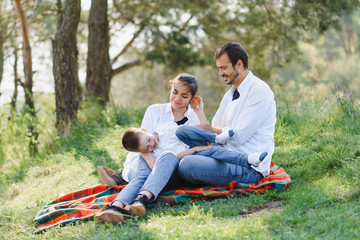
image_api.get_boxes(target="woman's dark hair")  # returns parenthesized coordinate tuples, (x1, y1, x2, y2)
(171, 73, 199, 97)
(214, 42, 248, 69)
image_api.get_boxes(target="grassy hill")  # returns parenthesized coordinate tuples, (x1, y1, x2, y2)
(0, 95, 359, 239)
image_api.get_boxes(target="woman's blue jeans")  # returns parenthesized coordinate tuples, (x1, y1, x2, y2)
(176, 125, 262, 186)
(114, 151, 178, 204)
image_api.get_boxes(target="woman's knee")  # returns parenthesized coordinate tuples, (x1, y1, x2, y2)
(157, 151, 178, 167)
(178, 155, 198, 176)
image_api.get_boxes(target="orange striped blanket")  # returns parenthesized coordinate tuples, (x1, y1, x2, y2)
(34, 162, 290, 233)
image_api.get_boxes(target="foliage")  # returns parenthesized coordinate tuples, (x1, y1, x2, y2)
(109, 0, 360, 77)
(0, 93, 359, 239)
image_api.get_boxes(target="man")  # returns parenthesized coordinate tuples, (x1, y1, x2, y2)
(97, 41, 276, 187)
(177, 42, 276, 186)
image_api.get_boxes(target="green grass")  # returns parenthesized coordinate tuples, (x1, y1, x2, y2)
(0, 95, 359, 239)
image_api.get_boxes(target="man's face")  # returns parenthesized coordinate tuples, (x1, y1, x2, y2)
(215, 54, 240, 86)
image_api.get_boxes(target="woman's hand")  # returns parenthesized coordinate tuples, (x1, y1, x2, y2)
(192, 145, 214, 153)
(177, 144, 214, 160)
(191, 96, 209, 125)
(191, 96, 204, 113)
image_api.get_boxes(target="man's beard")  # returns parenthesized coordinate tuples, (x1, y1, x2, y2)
(226, 69, 239, 85)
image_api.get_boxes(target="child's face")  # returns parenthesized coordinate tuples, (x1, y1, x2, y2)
(137, 131, 159, 153)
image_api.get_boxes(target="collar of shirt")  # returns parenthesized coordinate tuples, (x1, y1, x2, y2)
(165, 102, 192, 118)
(231, 70, 253, 97)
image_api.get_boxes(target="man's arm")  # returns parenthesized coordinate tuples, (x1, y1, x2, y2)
(231, 86, 274, 144)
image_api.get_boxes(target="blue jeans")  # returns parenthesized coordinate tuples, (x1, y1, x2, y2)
(176, 125, 261, 186)
(114, 151, 178, 204)
(175, 125, 248, 167)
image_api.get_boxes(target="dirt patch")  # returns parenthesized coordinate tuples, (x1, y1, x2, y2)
(240, 201, 283, 217)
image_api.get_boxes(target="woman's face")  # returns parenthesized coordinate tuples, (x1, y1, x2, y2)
(169, 80, 193, 111)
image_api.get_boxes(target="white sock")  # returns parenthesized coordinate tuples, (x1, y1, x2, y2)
(215, 128, 234, 144)
(248, 152, 268, 166)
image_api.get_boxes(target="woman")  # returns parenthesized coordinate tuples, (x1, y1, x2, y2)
(96, 73, 201, 223)
(98, 73, 200, 187)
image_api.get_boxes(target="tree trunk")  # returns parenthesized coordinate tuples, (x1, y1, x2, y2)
(85, 0, 111, 106)
(0, 41, 3, 93)
(14, 0, 38, 154)
(52, 0, 81, 136)
(14, 0, 35, 115)
(10, 47, 19, 109)
(71, 34, 82, 98)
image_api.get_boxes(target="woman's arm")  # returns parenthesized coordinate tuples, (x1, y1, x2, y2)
(176, 145, 214, 161)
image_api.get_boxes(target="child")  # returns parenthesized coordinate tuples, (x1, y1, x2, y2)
(96, 121, 266, 224)
(95, 122, 212, 224)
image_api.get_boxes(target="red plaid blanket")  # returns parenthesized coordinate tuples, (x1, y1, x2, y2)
(34, 162, 290, 233)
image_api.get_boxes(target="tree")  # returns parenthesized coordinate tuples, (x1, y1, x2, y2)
(10, 45, 19, 109)
(85, 0, 111, 105)
(52, 0, 80, 136)
(13, 0, 35, 115)
(0, 0, 14, 91)
(84, 0, 359, 106)
(14, 0, 39, 154)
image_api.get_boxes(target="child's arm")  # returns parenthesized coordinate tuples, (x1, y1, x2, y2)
(140, 152, 156, 170)
(176, 145, 214, 161)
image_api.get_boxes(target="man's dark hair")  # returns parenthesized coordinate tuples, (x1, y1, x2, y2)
(122, 128, 141, 152)
(214, 42, 248, 69)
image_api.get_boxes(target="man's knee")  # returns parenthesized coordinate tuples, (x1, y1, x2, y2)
(175, 125, 191, 139)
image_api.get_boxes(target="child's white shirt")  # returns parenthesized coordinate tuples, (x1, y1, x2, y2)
(152, 121, 189, 159)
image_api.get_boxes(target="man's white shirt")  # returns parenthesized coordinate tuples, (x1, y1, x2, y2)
(212, 71, 276, 177)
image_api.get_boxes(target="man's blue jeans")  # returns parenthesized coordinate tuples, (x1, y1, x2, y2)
(175, 125, 249, 167)
(176, 125, 262, 186)
(114, 151, 178, 204)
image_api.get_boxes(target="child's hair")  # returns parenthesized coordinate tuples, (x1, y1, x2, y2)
(171, 73, 199, 97)
(122, 128, 142, 152)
